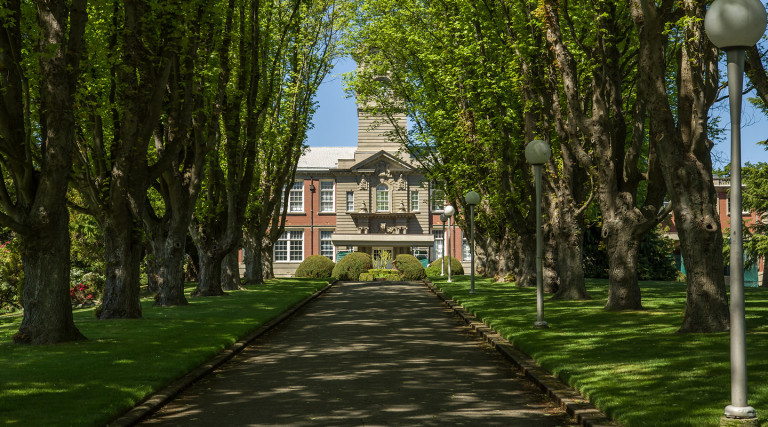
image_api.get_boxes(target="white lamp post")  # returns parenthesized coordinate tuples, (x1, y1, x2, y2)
(525, 139, 551, 329)
(440, 213, 448, 276)
(464, 191, 481, 294)
(445, 204, 456, 282)
(705, 1, 766, 423)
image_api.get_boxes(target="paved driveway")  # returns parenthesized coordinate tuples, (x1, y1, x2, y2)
(140, 281, 575, 426)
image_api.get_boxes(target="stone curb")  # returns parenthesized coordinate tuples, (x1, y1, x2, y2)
(108, 281, 336, 427)
(422, 279, 619, 427)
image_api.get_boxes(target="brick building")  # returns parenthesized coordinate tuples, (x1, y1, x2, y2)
(272, 105, 469, 277)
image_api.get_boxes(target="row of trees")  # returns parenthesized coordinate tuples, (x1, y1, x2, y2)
(1, 0, 350, 344)
(347, 0, 768, 332)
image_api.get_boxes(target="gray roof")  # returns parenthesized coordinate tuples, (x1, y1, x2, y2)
(298, 146, 356, 170)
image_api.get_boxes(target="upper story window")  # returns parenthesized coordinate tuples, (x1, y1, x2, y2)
(320, 181, 335, 212)
(431, 187, 445, 212)
(281, 181, 304, 213)
(410, 190, 419, 211)
(376, 184, 390, 212)
(346, 191, 354, 212)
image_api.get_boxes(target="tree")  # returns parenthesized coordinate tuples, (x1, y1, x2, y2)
(1, 0, 88, 344)
(190, 0, 305, 296)
(243, 0, 349, 285)
(742, 162, 768, 288)
(629, 0, 729, 331)
(72, 0, 197, 318)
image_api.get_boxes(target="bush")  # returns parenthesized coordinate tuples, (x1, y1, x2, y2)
(425, 256, 464, 277)
(295, 255, 335, 278)
(393, 254, 426, 280)
(0, 238, 23, 313)
(331, 252, 372, 281)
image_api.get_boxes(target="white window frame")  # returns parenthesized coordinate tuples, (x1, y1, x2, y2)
(346, 191, 354, 212)
(462, 234, 471, 261)
(376, 184, 390, 212)
(286, 181, 304, 213)
(320, 230, 335, 259)
(320, 180, 335, 213)
(432, 230, 444, 261)
(274, 230, 304, 262)
(410, 190, 419, 212)
(727, 198, 750, 216)
(431, 187, 445, 212)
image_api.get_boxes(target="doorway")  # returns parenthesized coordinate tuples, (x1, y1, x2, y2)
(373, 247, 394, 269)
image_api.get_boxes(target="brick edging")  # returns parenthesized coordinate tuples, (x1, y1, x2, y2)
(108, 281, 336, 427)
(421, 279, 619, 427)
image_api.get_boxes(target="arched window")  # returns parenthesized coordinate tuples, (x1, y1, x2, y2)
(376, 184, 389, 212)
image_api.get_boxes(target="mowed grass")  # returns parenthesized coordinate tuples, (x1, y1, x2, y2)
(0, 278, 329, 426)
(430, 276, 768, 427)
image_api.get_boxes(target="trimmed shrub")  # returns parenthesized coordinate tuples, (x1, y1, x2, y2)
(425, 256, 464, 277)
(295, 255, 335, 278)
(331, 252, 372, 281)
(393, 254, 426, 280)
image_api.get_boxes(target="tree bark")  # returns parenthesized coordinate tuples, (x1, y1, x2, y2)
(551, 199, 589, 300)
(515, 234, 537, 288)
(221, 248, 242, 291)
(193, 244, 225, 297)
(150, 232, 188, 307)
(99, 217, 143, 319)
(15, 212, 86, 344)
(603, 219, 643, 310)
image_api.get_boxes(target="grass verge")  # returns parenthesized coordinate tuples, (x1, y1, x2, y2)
(429, 276, 768, 427)
(0, 278, 329, 426)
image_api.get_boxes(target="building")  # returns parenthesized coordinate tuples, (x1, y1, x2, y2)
(272, 104, 470, 277)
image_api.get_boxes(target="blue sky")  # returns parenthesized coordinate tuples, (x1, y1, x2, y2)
(306, 57, 768, 167)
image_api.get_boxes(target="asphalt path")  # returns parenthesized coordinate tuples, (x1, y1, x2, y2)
(140, 281, 576, 426)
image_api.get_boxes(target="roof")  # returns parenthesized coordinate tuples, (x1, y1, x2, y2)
(298, 147, 356, 170)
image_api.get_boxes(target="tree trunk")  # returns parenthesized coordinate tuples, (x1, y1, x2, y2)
(152, 234, 189, 307)
(552, 202, 589, 300)
(261, 244, 275, 281)
(243, 235, 258, 283)
(146, 253, 159, 294)
(543, 227, 559, 293)
(221, 248, 242, 291)
(194, 247, 225, 296)
(99, 218, 143, 319)
(14, 213, 86, 344)
(515, 234, 536, 288)
(604, 220, 642, 310)
(675, 195, 729, 332)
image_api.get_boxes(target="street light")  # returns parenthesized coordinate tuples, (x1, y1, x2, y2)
(464, 190, 481, 294)
(440, 213, 448, 276)
(525, 139, 551, 329)
(445, 204, 456, 283)
(705, 1, 766, 423)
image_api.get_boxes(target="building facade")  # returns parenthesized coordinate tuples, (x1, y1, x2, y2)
(273, 106, 470, 277)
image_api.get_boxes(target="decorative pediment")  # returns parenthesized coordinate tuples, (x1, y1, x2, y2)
(348, 150, 417, 175)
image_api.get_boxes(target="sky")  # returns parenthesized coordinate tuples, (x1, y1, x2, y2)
(306, 57, 768, 167)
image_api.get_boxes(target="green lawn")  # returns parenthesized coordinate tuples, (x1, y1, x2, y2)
(430, 276, 768, 427)
(0, 278, 329, 426)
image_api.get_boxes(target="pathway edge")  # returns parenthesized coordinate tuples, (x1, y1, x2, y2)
(422, 279, 619, 427)
(107, 281, 336, 427)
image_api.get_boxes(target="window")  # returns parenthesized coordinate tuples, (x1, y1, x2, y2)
(320, 181, 334, 212)
(284, 181, 303, 213)
(431, 187, 445, 212)
(727, 198, 750, 216)
(320, 231, 334, 259)
(274, 231, 303, 262)
(462, 234, 471, 261)
(346, 191, 354, 212)
(432, 230, 444, 261)
(376, 184, 389, 212)
(410, 190, 419, 211)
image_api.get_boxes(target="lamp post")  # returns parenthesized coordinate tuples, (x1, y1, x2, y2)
(445, 204, 456, 282)
(464, 191, 481, 294)
(440, 213, 448, 276)
(525, 139, 551, 329)
(705, 1, 766, 423)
